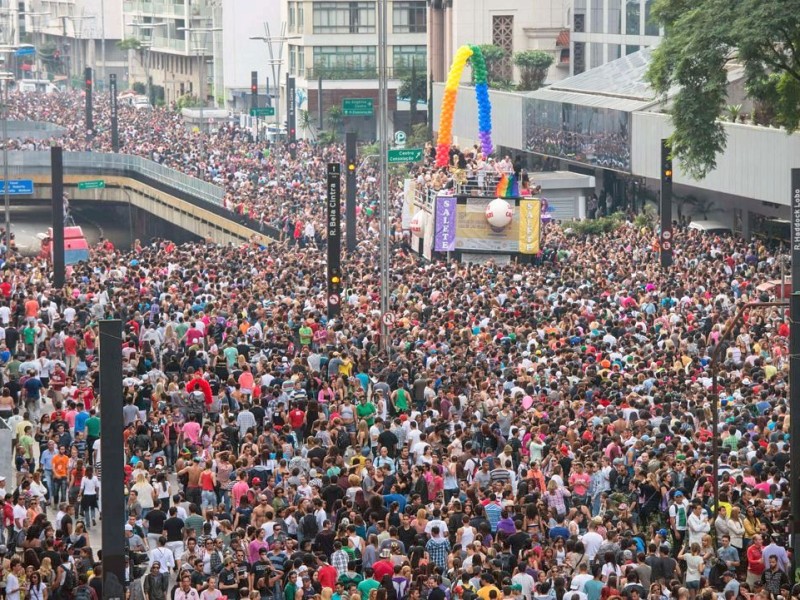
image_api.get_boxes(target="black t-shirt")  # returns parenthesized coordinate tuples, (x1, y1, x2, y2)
(145, 510, 167, 534)
(251, 560, 272, 590)
(235, 561, 250, 585)
(219, 568, 238, 599)
(163, 516, 185, 542)
(89, 576, 102, 600)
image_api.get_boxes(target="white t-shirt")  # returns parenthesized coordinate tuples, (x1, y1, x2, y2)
(93, 439, 101, 463)
(12, 504, 26, 530)
(6, 573, 19, 600)
(80, 476, 101, 495)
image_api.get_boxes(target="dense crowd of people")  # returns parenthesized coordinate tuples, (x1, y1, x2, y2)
(0, 89, 794, 600)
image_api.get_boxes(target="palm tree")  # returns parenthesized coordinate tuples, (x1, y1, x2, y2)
(299, 109, 316, 141)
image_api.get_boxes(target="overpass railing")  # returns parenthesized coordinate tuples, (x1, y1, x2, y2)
(0, 151, 279, 238)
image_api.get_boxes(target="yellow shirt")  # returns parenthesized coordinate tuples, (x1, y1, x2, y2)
(478, 586, 501, 600)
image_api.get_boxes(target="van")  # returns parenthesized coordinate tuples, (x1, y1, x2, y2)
(132, 95, 152, 110)
(688, 219, 733, 235)
(17, 79, 59, 94)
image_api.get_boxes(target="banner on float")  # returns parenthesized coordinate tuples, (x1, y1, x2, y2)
(402, 178, 416, 229)
(434, 195, 457, 252)
(518, 198, 542, 255)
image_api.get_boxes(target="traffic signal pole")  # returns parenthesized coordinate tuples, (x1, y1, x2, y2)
(327, 163, 342, 320)
(659, 139, 673, 269)
(84, 67, 93, 137)
(345, 132, 357, 253)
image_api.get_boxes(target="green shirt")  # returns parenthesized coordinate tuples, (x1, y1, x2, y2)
(284, 582, 297, 600)
(23, 327, 36, 344)
(184, 514, 204, 537)
(394, 388, 409, 411)
(357, 579, 380, 599)
(223, 346, 239, 367)
(85, 416, 101, 437)
(298, 326, 313, 346)
(356, 402, 376, 427)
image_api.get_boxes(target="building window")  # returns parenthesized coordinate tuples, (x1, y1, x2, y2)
(589, 0, 603, 33)
(626, 44, 639, 54)
(298, 3, 304, 30)
(573, 41, 586, 74)
(590, 42, 604, 68)
(608, 44, 621, 60)
(288, 2, 296, 32)
(298, 49, 305, 75)
(491, 15, 513, 81)
(393, 1, 426, 33)
(393, 45, 426, 75)
(289, 46, 297, 75)
(626, 0, 640, 34)
(644, 0, 658, 35)
(573, 0, 586, 32)
(607, 0, 621, 34)
(312, 46, 377, 79)
(312, 2, 375, 34)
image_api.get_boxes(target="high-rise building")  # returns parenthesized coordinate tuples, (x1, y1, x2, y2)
(24, 0, 126, 88)
(428, 0, 570, 86)
(282, 0, 428, 140)
(570, 0, 661, 75)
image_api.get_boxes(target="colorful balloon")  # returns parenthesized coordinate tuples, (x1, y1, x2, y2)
(435, 45, 494, 167)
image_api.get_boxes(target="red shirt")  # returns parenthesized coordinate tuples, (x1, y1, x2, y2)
(372, 560, 394, 582)
(289, 409, 305, 429)
(747, 544, 765, 574)
(318, 564, 338, 589)
(63, 336, 78, 356)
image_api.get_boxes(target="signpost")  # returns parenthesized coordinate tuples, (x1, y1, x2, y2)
(327, 163, 342, 320)
(0, 180, 34, 195)
(250, 107, 275, 117)
(78, 180, 105, 190)
(394, 130, 407, 147)
(342, 98, 374, 117)
(790, 168, 800, 564)
(388, 148, 423, 164)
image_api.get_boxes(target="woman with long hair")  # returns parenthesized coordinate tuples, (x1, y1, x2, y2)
(27, 570, 47, 600)
(78, 465, 101, 528)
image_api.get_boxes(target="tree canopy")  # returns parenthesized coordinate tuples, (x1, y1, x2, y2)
(646, 0, 800, 178)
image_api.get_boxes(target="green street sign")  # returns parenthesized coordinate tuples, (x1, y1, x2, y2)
(250, 107, 275, 117)
(77, 180, 105, 190)
(388, 148, 423, 164)
(342, 98, 374, 117)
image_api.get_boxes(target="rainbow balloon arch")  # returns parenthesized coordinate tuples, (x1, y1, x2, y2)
(435, 45, 494, 168)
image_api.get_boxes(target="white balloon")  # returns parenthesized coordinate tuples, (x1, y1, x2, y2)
(410, 210, 427, 237)
(485, 198, 513, 228)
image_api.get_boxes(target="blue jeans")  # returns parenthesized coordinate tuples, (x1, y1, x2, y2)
(53, 477, 67, 506)
(201, 490, 217, 512)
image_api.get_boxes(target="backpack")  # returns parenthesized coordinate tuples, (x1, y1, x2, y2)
(301, 513, 319, 538)
(74, 584, 95, 600)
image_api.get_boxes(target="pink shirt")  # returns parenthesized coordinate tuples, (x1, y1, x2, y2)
(183, 421, 201, 444)
(231, 480, 250, 509)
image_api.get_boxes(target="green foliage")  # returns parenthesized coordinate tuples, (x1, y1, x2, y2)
(647, 0, 800, 178)
(117, 37, 142, 52)
(326, 105, 344, 137)
(317, 131, 336, 144)
(132, 82, 146, 95)
(567, 213, 626, 236)
(513, 50, 554, 91)
(398, 68, 427, 103)
(176, 94, 200, 109)
(299, 109, 316, 141)
(475, 44, 508, 87)
(406, 123, 429, 148)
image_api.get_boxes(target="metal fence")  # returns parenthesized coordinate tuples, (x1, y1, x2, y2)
(3, 151, 225, 207)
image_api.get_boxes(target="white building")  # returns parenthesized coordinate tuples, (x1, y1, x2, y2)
(428, 0, 570, 87)
(570, 0, 662, 74)
(24, 0, 126, 88)
(281, 0, 428, 140)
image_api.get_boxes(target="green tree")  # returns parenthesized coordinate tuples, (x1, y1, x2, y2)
(476, 44, 508, 87)
(326, 105, 344, 138)
(117, 37, 142, 52)
(513, 50, 554, 91)
(646, 0, 800, 178)
(399, 61, 426, 125)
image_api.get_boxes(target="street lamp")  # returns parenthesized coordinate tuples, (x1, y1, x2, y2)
(125, 21, 167, 100)
(250, 23, 300, 131)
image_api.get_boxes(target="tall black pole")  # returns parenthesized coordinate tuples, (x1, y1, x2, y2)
(109, 74, 119, 152)
(790, 169, 800, 563)
(659, 139, 673, 269)
(84, 67, 93, 135)
(99, 319, 125, 600)
(50, 146, 65, 289)
(345, 132, 357, 253)
(410, 60, 418, 127)
(327, 163, 342, 320)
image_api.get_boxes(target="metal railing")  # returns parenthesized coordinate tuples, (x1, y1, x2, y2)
(2, 151, 226, 207)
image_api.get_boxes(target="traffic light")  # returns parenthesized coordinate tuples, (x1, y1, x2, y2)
(662, 148, 673, 182)
(347, 159, 356, 172)
(330, 274, 341, 285)
(250, 71, 258, 110)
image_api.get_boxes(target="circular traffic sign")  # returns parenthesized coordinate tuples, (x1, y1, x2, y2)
(662, 241, 672, 250)
(382, 312, 396, 326)
(661, 230, 672, 240)
(329, 294, 340, 305)
(394, 130, 407, 144)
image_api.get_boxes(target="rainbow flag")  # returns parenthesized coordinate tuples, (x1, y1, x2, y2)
(495, 173, 520, 198)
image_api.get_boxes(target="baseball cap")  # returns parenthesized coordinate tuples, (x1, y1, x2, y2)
(125, 524, 134, 531)
(674, 490, 684, 497)
(380, 549, 391, 558)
